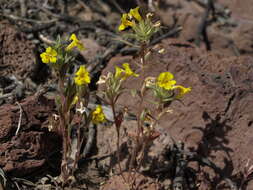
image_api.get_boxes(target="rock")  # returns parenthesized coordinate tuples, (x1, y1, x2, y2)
(80, 38, 105, 62)
(0, 22, 35, 79)
(155, 0, 253, 56)
(0, 94, 61, 177)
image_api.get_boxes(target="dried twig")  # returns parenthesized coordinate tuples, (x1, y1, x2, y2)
(0, 13, 58, 24)
(19, 0, 27, 17)
(38, 33, 56, 45)
(0, 93, 12, 100)
(15, 101, 23, 136)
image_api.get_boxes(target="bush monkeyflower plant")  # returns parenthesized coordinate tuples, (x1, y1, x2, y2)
(118, 6, 160, 44)
(98, 66, 191, 187)
(96, 7, 191, 187)
(118, 6, 162, 70)
(38, 6, 191, 188)
(144, 72, 191, 108)
(40, 34, 106, 184)
(97, 63, 139, 179)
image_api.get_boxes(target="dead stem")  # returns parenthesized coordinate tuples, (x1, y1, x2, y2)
(58, 77, 71, 182)
(128, 44, 147, 184)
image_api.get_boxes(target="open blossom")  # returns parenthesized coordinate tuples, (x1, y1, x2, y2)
(92, 105, 106, 124)
(118, 7, 142, 31)
(115, 66, 124, 79)
(156, 72, 176, 90)
(172, 85, 191, 99)
(129, 7, 142, 22)
(40, 47, 57, 64)
(118, 13, 134, 31)
(114, 63, 139, 80)
(122, 63, 139, 79)
(66, 34, 84, 51)
(74, 66, 90, 86)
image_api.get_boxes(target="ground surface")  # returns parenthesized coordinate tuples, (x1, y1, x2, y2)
(0, 0, 253, 189)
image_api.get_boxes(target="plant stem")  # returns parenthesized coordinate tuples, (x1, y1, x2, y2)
(128, 45, 147, 183)
(110, 100, 127, 182)
(58, 77, 70, 182)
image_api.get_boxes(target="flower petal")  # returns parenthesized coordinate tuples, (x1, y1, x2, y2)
(129, 7, 142, 22)
(92, 105, 106, 124)
(74, 65, 90, 86)
(172, 85, 191, 99)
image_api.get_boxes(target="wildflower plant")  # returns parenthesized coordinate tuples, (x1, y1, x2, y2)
(96, 6, 191, 187)
(118, 7, 160, 44)
(118, 6, 162, 70)
(127, 72, 191, 177)
(40, 34, 106, 184)
(145, 72, 191, 108)
(97, 63, 139, 180)
(98, 65, 191, 187)
(39, 6, 191, 188)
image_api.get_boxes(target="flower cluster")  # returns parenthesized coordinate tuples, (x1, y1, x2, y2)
(145, 72, 191, 105)
(118, 6, 160, 43)
(66, 34, 85, 51)
(115, 63, 139, 80)
(119, 7, 142, 31)
(97, 63, 139, 86)
(40, 34, 105, 125)
(40, 34, 84, 65)
(157, 72, 191, 98)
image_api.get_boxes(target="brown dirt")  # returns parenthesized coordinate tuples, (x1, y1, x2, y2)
(100, 172, 162, 190)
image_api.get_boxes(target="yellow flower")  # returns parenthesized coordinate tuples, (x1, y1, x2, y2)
(156, 72, 176, 90)
(172, 85, 191, 99)
(74, 66, 90, 86)
(122, 63, 139, 80)
(115, 66, 124, 78)
(92, 105, 106, 124)
(66, 34, 84, 51)
(118, 13, 134, 31)
(40, 47, 57, 64)
(129, 7, 142, 22)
